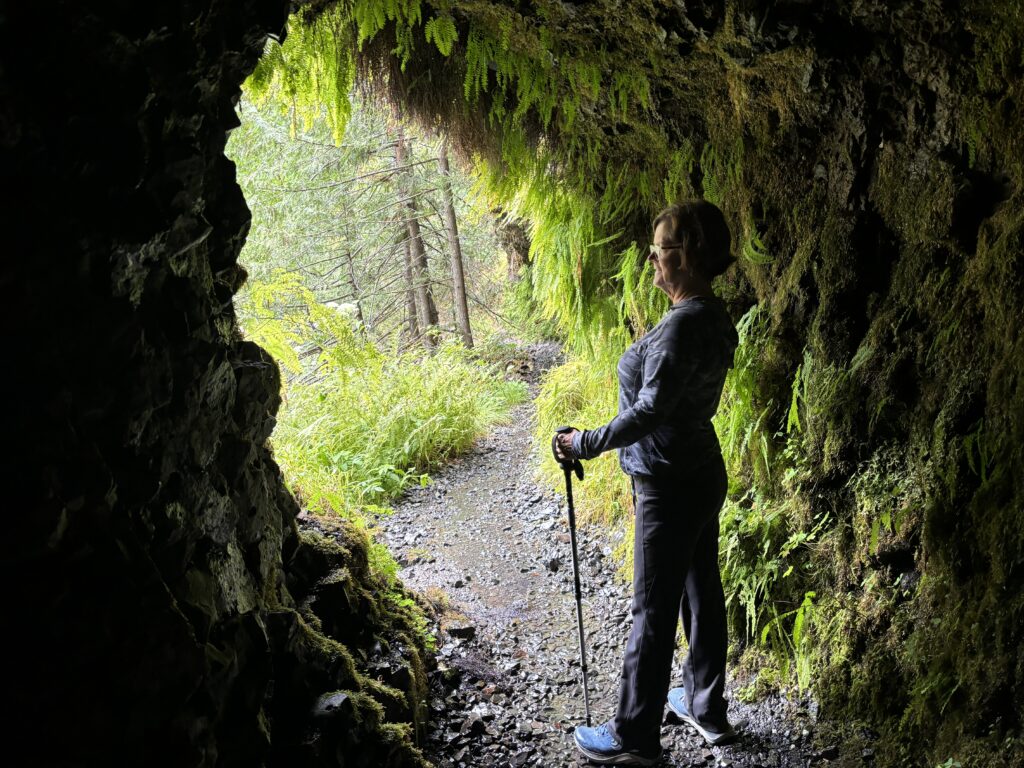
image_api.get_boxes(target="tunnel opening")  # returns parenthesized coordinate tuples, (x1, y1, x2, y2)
(220, 73, 549, 764)
(224, 85, 533, 520)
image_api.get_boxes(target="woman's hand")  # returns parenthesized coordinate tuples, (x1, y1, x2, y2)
(554, 429, 579, 461)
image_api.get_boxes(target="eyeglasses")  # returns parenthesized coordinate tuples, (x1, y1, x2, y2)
(648, 242, 684, 259)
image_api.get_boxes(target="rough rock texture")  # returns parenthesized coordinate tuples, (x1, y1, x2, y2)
(2, 4, 426, 765)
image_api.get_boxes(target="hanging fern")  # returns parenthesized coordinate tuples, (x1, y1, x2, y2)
(742, 230, 773, 264)
(462, 26, 492, 103)
(240, 0, 787, 352)
(663, 141, 698, 204)
(423, 14, 457, 56)
(351, 0, 423, 51)
(245, 8, 356, 144)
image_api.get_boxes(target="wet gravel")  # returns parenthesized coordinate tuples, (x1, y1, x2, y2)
(375, 342, 848, 768)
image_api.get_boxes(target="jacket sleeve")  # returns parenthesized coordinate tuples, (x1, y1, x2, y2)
(574, 317, 700, 460)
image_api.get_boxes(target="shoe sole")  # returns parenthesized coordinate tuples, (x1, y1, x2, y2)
(666, 700, 737, 746)
(573, 734, 662, 766)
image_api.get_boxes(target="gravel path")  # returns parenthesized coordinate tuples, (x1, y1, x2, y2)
(375, 343, 847, 768)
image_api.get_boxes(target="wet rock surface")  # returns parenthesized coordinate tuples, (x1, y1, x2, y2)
(377, 344, 843, 767)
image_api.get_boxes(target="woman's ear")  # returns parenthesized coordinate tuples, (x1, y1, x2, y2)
(676, 247, 692, 275)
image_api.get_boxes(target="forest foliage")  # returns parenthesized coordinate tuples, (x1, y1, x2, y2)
(238, 270, 525, 515)
(227, 89, 530, 595)
(227, 95, 513, 346)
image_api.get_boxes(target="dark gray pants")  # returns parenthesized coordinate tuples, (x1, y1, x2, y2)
(612, 455, 729, 749)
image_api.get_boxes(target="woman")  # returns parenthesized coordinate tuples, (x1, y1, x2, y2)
(555, 200, 739, 766)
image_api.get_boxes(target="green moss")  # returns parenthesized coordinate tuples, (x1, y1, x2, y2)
(273, 513, 432, 758)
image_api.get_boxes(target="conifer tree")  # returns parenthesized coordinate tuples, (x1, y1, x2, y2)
(438, 139, 473, 348)
(393, 119, 438, 348)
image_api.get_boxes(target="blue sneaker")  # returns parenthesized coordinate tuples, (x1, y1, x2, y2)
(667, 687, 736, 746)
(573, 722, 662, 765)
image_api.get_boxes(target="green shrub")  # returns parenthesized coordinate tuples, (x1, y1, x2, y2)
(239, 270, 527, 519)
(534, 338, 633, 533)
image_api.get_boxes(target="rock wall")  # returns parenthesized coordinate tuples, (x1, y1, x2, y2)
(2, 3, 426, 765)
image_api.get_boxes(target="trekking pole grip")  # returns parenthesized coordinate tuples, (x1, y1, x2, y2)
(552, 425, 584, 480)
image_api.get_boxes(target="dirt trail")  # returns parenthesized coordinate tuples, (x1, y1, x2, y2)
(376, 343, 844, 768)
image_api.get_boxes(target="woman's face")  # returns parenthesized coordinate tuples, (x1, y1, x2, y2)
(649, 220, 685, 295)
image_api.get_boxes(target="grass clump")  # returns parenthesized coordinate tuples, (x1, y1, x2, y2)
(533, 337, 634, 528)
(239, 269, 528, 519)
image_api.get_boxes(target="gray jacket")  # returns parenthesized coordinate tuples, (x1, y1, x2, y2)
(571, 296, 738, 477)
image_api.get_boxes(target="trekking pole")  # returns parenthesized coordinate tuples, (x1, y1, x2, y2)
(551, 426, 592, 727)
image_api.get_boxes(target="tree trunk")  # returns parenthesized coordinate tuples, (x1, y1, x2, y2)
(438, 140, 474, 348)
(344, 250, 366, 332)
(402, 239, 420, 343)
(394, 121, 438, 348)
(406, 209, 439, 335)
